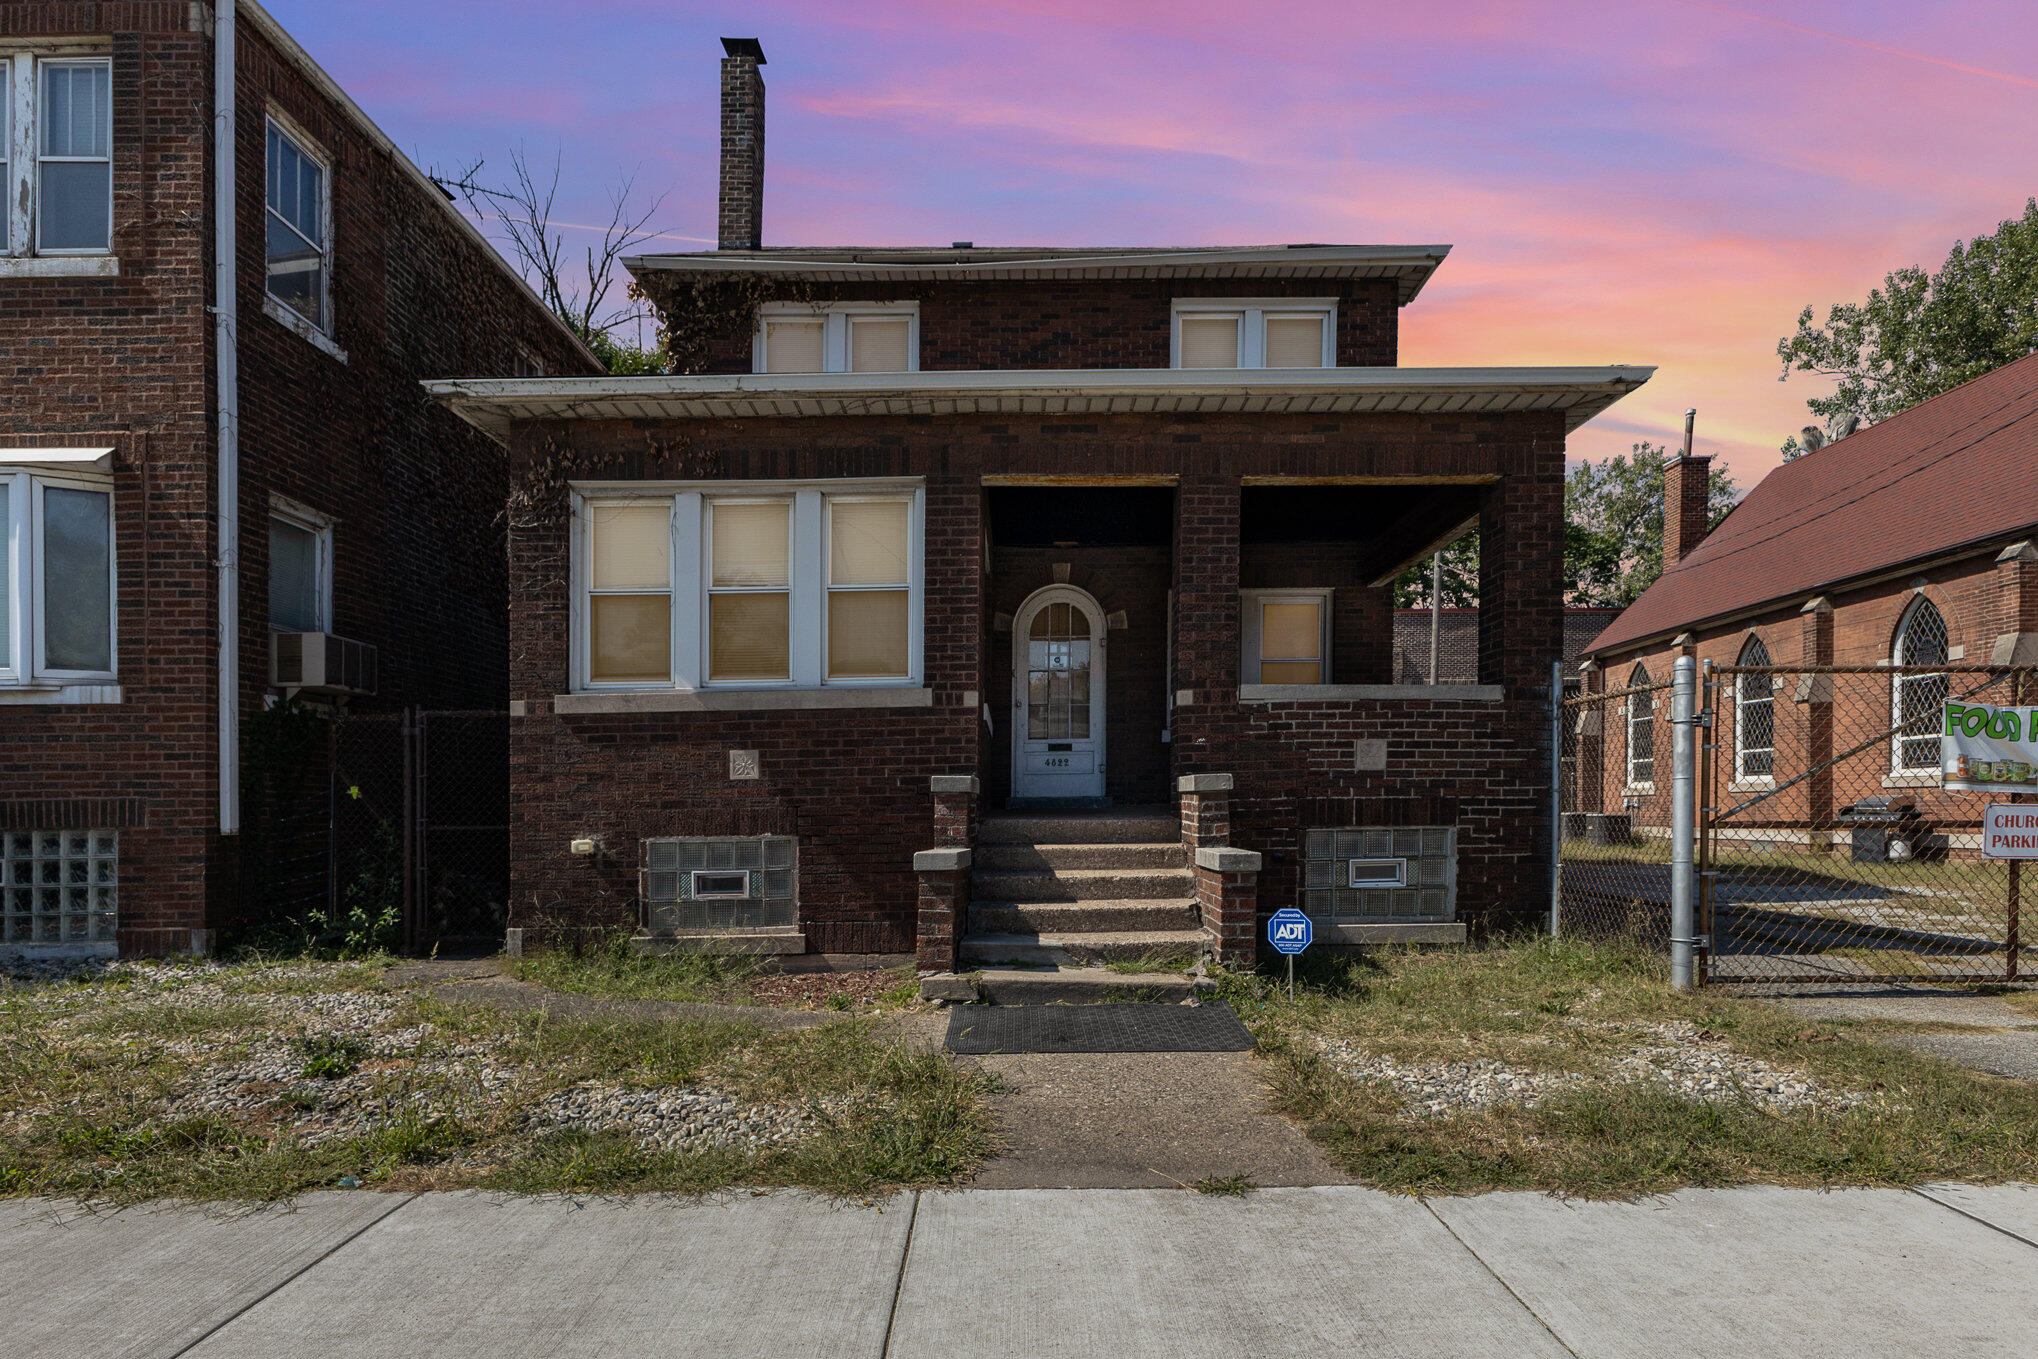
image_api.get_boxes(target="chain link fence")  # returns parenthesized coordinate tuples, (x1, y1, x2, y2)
(1557, 678, 1677, 949)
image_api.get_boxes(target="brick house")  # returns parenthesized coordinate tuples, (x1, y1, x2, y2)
(427, 39, 1653, 978)
(1577, 353, 2038, 853)
(1, 1, 597, 959)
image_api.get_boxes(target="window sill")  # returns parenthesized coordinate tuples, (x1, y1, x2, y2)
(1238, 683, 1505, 704)
(0, 255, 120, 279)
(1624, 783, 1656, 796)
(1882, 772, 1942, 788)
(262, 295, 348, 363)
(554, 687, 934, 715)
(0, 683, 122, 705)
(1728, 778, 1777, 793)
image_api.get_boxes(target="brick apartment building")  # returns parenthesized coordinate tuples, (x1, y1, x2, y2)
(427, 39, 1653, 980)
(1, 1, 596, 958)
(1577, 353, 2038, 852)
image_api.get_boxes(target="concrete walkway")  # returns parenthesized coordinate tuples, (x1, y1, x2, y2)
(10, 1183, 2038, 1358)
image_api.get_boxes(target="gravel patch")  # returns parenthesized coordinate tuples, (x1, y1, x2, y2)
(522, 1083, 839, 1154)
(1317, 1018, 1872, 1118)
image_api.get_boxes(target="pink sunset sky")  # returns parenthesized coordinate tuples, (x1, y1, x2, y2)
(266, 0, 2038, 485)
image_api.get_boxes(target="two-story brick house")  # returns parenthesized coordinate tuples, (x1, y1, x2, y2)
(428, 40, 1652, 984)
(1, 1, 596, 959)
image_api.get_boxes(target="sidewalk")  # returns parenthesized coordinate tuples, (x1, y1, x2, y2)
(8, 1183, 2038, 1358)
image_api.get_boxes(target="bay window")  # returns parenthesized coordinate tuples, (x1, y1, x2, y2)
(1241, 589, 1331, 685)
(576, 482, 923, 692)
(1173, 299, 1334, 369)
(1, 459, 117, 691)
(756, 303, 918, 373)
(4, 54, 114, 258)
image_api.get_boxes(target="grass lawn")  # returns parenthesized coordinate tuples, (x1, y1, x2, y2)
(1220, 935, 2038, 1198)
(0, 957, 992, 1204)
(505, 937, 924, 1012)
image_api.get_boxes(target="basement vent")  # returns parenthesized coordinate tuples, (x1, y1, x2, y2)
(4, 830, 117, 945)
(1301, 827, 1455, 922)
(641, 836, 796, 931)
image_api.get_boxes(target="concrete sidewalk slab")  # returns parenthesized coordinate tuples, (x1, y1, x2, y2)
(0, 1192, 406, 1359)
(886, 1187, 1571, 1358)
(1430, 1185, 2038, 1358)
(184, 1190, 910, 1359)
(1918, 1181, 2038, 1246)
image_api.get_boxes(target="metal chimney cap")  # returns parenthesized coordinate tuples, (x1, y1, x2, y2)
(721, 37, 767, 63)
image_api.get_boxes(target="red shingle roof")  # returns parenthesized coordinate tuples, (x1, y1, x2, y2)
(1586, 353, 2038, 657)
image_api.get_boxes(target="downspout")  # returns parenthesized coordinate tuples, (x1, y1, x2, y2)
(214, 0, 240, 835)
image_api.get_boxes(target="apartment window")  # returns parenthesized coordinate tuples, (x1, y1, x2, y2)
(576, 482, 923, 691)
(265, 117, 331, 331)
(1892, 597, 1950, 772)
(1172, 299, 1334, 369)
(3, 55, 114, 256)
(268, 503, 332, 634)
(1735, 637, 1775, 781)
(1241, 589, 1331, 685)
(1626, 663, 1654, 787)
(755, 304, 918, 374)
(1, 467, 116, 687)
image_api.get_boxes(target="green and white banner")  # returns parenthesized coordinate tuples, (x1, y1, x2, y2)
(1942, 701, 2038, 791)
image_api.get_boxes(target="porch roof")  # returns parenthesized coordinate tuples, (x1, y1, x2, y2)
(423, 364, 1654, 446)
(624, 244, 1453, 305)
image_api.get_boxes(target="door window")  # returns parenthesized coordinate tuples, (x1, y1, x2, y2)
(1026, 602, 1092, 740)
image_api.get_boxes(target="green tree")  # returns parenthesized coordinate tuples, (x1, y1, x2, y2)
(1777, 199, 2038, 457)
(1393, 532, 1479, 609)
(1564, 442, 1739, 607)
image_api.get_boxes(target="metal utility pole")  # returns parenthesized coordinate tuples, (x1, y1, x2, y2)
(1428, 553, 1443, 683)
(1669, 655, 1699, 990)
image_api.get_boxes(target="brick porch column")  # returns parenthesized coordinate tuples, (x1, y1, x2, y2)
(1179, 773, 1258, 967)
(914, 848, 971, 973)
(1477, 461, 1564, 690)
(1172, 476, 1241, 749)
(1179, 772, 1232, 850)
(931, 774, 978, 847)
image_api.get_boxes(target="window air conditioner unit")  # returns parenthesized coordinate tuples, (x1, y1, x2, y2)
(272, 632, 378, 698)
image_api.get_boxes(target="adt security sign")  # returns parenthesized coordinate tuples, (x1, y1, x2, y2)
(1268, 908, 1312, 1000)
(1268, 908, 1313, 955)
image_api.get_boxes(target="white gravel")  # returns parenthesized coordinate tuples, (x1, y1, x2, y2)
(1318, 1018, 1873, 1118)
(523, 1083, 833, 1154)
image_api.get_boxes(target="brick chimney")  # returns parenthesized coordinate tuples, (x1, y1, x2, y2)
(718, 38, 766, 251)
(1664, 452, 1714, 567)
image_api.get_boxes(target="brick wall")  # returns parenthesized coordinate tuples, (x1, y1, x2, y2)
(1, 10, 593, 953)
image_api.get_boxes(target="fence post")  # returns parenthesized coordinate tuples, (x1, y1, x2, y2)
(1669, 655, 1699, 991)
(401, 706, 419, 956)
(1549, 658, 1563, 938)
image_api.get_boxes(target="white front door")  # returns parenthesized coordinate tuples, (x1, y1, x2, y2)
(1012, 586, 1107, 801)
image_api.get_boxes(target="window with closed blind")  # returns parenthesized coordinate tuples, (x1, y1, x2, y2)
(755, 303, 918, 373)
(1240, 589, 1332, 685)
(574, 482, 923, 692)
(1172, 299, 1335, 369)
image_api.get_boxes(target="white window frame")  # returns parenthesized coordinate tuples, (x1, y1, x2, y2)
(1626, 664, 1655, 790)
(1239, 588, 1333, 685)
(267, 496, 334, 634)
(753, 302, 920, 374)
(569, 479, 924, 694)
(262, 111, 335, 336)
(1171, 298, 1336, 369)
(0, 464, 118, 691)
(1891, 596, 1950, 774)
(1733, 637, 1776, 785)
(703, 493, 795, 686)
(4, 51, 115, 262)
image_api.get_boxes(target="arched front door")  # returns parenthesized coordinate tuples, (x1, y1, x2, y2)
(1011, 585, 1107, 801)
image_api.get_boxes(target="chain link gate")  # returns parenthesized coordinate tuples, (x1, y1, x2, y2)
(1555, 675, 1678, 953)
(1697, 664, 2037, 987)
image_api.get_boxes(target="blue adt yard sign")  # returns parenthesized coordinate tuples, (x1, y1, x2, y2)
(1268, 908, 1312, 1000)
(1268, 908, 1312, 955)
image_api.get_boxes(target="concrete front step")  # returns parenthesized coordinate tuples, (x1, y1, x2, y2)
(968, 965, 1212, 1005)
(973, 842, 1188, 871)
(971, 898, 1202, 935)
(960, 929, 1207, 967)
(977, 811, 1179, 846)
(970, 867, 1195, 903)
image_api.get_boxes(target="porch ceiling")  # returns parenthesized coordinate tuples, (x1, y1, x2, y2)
(423, 365, 1654, 446)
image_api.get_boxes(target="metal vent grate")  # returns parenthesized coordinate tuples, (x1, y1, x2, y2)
(1300, 826, 1455, 922)
(640, 836, 796, 930)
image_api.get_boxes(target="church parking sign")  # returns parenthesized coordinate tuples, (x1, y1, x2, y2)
(1268, 908, 1312, 999)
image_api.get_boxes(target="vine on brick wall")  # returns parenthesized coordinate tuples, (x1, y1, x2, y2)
(640, 275, 820, 375)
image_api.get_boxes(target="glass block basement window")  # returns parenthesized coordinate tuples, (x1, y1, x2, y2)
(641, 836, 796, 930)
(1301, 827, 1455, 922)
(4, 830, 118, 945)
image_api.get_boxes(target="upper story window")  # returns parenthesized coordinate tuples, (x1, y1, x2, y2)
(2, 55, 114, 257)
(268, 500, 334, 634)
(1241, 589, 1332, 685)
(265, 117, 332, 332)
(574, 481, 923, 692)
(1172, 299, 1334, 369)
(1892, 596, 1949, 773)
(755, 303, 918, 374)
(1, 455, 117, 691)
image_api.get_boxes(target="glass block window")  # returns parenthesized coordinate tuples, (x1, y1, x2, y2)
(641, 836, 796, 931)
(1300, 826, 1455, 922)
(3, 829, 117, 945)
